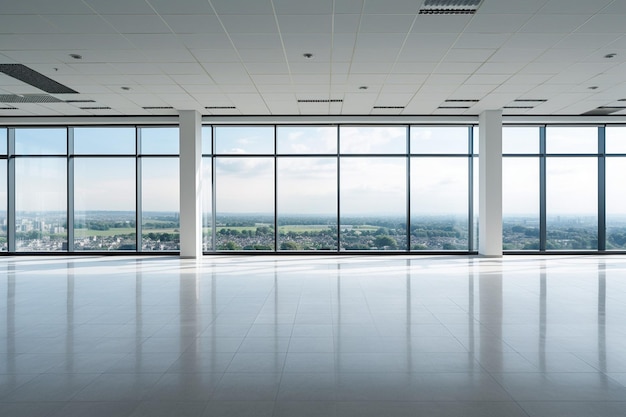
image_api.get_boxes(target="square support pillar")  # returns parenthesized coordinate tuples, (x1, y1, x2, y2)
(179, 110, 202, 259)
(479, 110, 503, 257)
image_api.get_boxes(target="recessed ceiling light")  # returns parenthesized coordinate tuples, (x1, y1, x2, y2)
(604, 53, 617, 59)
(303, 53, 314, 59)
(359, 86, 368, 90)
(588, 86, 599, 90)
(121, 86, 131, 91)
(69, 54, 82, 60)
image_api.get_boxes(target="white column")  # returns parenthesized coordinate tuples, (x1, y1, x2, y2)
(179, 110, 202, 259)
(479, 110, 503, 257)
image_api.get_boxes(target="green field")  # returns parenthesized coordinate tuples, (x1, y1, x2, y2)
(74, 228, 136, 237)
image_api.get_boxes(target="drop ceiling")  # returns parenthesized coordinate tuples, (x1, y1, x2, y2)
(1, 0, 626, 117)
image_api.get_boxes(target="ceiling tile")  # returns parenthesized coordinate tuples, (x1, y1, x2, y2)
(359, 14, 415, 33)
(576, 15, 626, 33)
(519, 14, 590, 34)
(362, 0, 421, 14)
(334, 0, 367, 14)
(273, 0, 333, 15)
(479, 0, 549, 13)
(412, 14, 472, 33)
(220, 15, 278, 34)
(84, 0, 156, 14)
(148, 0, 215, 14)
(211, 0, 273, 14)
(541, 0, 613, 14)
(455, 34, 510, 49)
(277, 15, 333, 33)
(464, 14, 532, 34)
(333, 14, 361, 34)
(162, 15, 224, 34)
(555, 33, 623, 49)
(102, 15, 172, 34)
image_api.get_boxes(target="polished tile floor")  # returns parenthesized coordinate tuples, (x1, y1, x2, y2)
(1, 255, 626, 417)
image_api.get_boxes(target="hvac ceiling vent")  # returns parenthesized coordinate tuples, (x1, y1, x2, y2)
(419, 0, 484, 14)
(0, 94, 63, 103)
(514, 99, 547, 103)
(79, 106, 111, 110)
(0, 64, 78, 94)
(0, 106, 17, 110)
(205, 106, 236, 109)
(582, 106, 626, 116)
(373, 106, 405, 109)
(142, 106, 174, 110)
(65, 100, 96, 103)
(504, 106, 535, 109)
(437, 105, 470, 109)
(297, 99, 343, 103)
(445, 99, 479, 103)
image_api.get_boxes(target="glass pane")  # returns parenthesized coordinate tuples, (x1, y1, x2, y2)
(546, 126, 598, 154)
(546, 157, 597, 250)
(340, 126, 406, 154)
(215, 126, 274, 154)
(141, 158, 179, 251)
(0, 160, 7, 251)
(410, 157, 468, 250)
(277, 126, 337, 154)
(0, 128, 6, 155)
(473, 156, 479, 251)
(410, 126, 469, 154)
(606, 126, 626, 154)
(502, 157, 540, 250)
(74, 158, 136, 251)
(202, 126, 212, 155)
(140, 127, 179, 154)
(202, 157, 212, 251)
(73, 127, 136, 155)
(340, 157, 406, 250)
(277, 157, 337, 251)
(473, 126, 479, 155)
(215, 157, 274, 250)
(15, 158, 67, 251)
(15, 128, 66, 155)
(502, 127, 540, 154)
(606, 157, 626, 250)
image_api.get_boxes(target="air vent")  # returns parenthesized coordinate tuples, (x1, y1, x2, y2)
(297, 99, 343, 103)
(0, 64, 78, 94)
(205, 106, 236, 109)
(582, 107, 626, 116)
(618, 99, 626, 102)
(0, 94, 63, 103)
(373, 106, 405, 109)
(438, 106, 470, 109)
(445, 99, 479, 103)
(79, 106, 111, 110)
(419, 0, 483, 14)
(514, 99, 547, 103)
(0, 106, 17, 110)
(65, 99, 96, 103)
(504, 106, 534, 109)
(143, 106, 174, 110)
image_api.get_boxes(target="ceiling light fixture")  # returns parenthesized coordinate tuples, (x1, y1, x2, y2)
(121, 86, 131, 91)
(604, 53, 617, 59)
(359, 86, 368, 90)
(303, 53, 314, 59)
(69, 54, 82, 60)
(588, 86, 599, 90)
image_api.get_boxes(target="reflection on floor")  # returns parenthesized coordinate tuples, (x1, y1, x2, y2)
(1, 255, 626, 417)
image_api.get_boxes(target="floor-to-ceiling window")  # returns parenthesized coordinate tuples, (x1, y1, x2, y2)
(201, 126, 213, 251)
(139, 127, 180, 251)
(410, 126, 470, 250)
(0, 128, 7, 251)
(277, 126, 337, 251)
(605, 126, 626, 250)
(214, 126, 275, 251)
(14, 128, 67, 251)
(545, 126, 598, 250)
(502, 127, 540, 250)
(339, 126, 407, 251)
(73, 127, 137, 251)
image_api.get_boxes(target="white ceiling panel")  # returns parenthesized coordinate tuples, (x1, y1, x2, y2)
(161, 15, 224, 34)
(464, 14, 532, 34)
(412, 15, 473, 33)
(147, 0, 215, 14)
(359, 14, 415, 33)
(84, 0, 156, 15)
(277, 15, 333, 33)
(1, 0, 626, 116)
